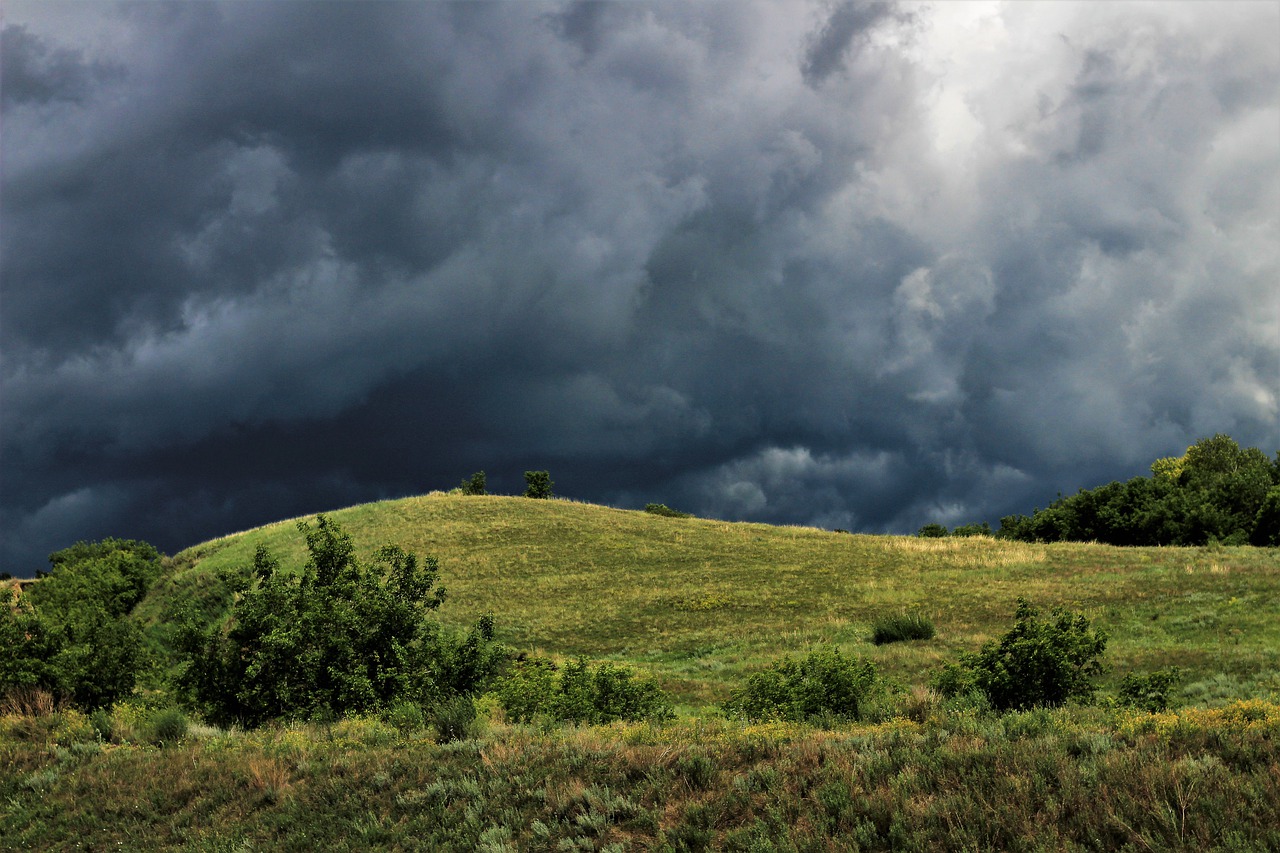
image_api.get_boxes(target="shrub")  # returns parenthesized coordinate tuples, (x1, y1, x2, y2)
(951, 522, 992, 537)
(496, 656, 674, 725)
(1118, 667, 1183, 712)
(1, 541, 153, 712)
(644, 503, 692, 518)
(870, 611, 936, 645)
(523, 470, 554, 499)
(723, 645, 880, 724)
(385, 700, 425, 733)
(917, 524, 948, 538)
(149, 708, 188, 745)
(430, 695, 478, 742)
(175, 516, 500, 727)
(940, 599, 1107, 711)
(459, 471, 487, 496)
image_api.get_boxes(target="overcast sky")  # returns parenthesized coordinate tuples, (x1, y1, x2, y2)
(2, 1, 1277, 574)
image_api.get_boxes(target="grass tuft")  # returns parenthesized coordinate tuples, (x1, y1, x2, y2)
(870, 611, 936, 645)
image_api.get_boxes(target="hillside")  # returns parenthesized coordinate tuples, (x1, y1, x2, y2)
(138, 492, 1280, 708)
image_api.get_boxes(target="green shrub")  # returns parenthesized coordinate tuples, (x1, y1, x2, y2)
(175, 516, 499, 727)
(459, 471, 487, 496)
(523, 470, 554, 499)
(148, 708, 188, 746)
(1, 539, 161, 711)
(430, 695, 478, 743)
(723, 645, 880, 724)
(644, 503, 692, 518)
(89, 708, 115, 743)
(870, 611, 935, 645)
(385, 700, 426, 733)
(917, 524, 948, 538)
(496, 656, 674, 725)
(951, 522, 992, 537)
(939, 599, 1107, 711)
(1118, 667, 1183, 712)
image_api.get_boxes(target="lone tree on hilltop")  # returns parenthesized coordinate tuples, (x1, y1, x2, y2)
(524, 470, 553, 499)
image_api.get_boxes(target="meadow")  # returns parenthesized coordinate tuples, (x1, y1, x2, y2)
(4, 493, 1280, 850)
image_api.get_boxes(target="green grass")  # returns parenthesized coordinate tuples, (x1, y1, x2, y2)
(3, 701, 1278, 851)
(136, 492, 1280, 709)
(8, 494, 1280, 849)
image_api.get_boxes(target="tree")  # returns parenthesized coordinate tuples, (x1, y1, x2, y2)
(459, 471, 487, 495)
(524, 470, 553, 499)
(0, 538, 160, 710)
(176, 515, 500, 727)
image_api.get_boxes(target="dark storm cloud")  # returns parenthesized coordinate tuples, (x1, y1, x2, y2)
(2, 1, 1277, 574)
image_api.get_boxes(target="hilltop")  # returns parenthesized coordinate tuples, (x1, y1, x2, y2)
(137, 492, 1280, 708)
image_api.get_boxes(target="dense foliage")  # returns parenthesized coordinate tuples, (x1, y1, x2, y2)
(643, 503, 693, 518)
(175, 515, 502, 727)
(497, 655, 674, 724)
(523, 470, 554, 499)
(934, 599, 1108, 711)
(723, 646, 881, 723)
(458, 470, 487, 495)
(996, 435, 1279, 546)
(0, 540, 160, 710)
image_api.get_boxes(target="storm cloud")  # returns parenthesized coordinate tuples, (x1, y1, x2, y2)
(2, 1, 1277, 573)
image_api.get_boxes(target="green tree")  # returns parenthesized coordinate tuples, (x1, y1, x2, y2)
(1, 539, 160, 710)
(1252, 486, 1280, 546)
(176, 515, 500, 727)
(459, 471, 487, 495)
(523, 470, 553, 499)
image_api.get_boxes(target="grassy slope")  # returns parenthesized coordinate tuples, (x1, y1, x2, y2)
(7, 494, 1280, 850)
(138, 493, 1280, 709)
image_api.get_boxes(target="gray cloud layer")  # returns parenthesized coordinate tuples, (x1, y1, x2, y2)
(3, 1, 1278, 572)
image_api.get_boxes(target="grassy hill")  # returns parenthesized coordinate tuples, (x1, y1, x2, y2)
(7, 493, 1280, 850)
(138, 492, 1280, 709)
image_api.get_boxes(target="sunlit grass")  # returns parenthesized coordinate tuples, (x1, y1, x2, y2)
(137, 492, 1280, 708)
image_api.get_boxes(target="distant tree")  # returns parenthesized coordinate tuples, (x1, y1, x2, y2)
(459, 470, 487, 496)
(995, 435, 1277, 546)
(523, 470, 553, 499)
(1252, 486, 1280, 546)
(917, 524, 948, 538)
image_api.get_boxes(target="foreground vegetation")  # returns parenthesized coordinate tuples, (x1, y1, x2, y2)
(3, 699, 1278, 851)
(4, 486, 1280, 848)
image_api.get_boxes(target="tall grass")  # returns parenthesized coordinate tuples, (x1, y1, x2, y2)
(3, 702, 1277, 851)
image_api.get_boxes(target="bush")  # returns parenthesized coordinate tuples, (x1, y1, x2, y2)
(870, 611, 936, 645)
(1118, 667, 1183, 712)
(0, 538, 160, 711)
(430, 695, 478, 742)
(644, 503, 692, 518)
(175, 516, 500, 727)
(951, 522, 992, 537)
(149, 708, 188, 746)
(496, 656, 674, 725)
(917, 524, 948, 538)
(459, 471, 487, 496)
(939, 599, 1107, 711)
(523, 470, 553, 499)
(723, 646, 880, 724)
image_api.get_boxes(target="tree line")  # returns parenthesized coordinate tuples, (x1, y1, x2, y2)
(929, 435, 1279, 547)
